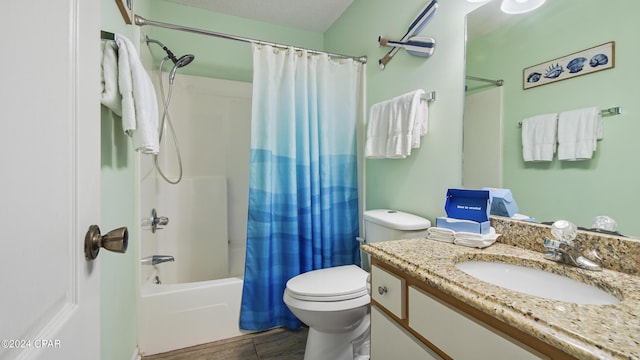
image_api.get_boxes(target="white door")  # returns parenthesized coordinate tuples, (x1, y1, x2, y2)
(1, 1, 101, 359)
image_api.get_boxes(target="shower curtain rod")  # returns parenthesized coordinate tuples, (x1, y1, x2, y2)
(466, 75, 504, 87)
(134, 15, 368, 64)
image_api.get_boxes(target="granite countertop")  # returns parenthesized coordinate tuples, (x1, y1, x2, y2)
(362, 238, 640, 359)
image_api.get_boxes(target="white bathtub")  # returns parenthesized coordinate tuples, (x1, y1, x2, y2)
(138, 272, 250, 356)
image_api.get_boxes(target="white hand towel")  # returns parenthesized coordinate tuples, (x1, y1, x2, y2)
(386, 89, 428, 158)
(364, 101, 390, 158)
(410, 90, 429, 149)
(385, 92, 414, 159)
(365, 90, 428, 159)
(115, 36, 135, 135)
(521, 113, 558, 162)
(100, 40, 122, 116)
(454, 227, 500, 248)
(427, 227, 455, 243)
(557, 107, 602, 161)
(115, 34, 160, 155)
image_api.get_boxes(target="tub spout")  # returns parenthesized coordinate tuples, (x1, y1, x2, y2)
(141, 255, 175, 265)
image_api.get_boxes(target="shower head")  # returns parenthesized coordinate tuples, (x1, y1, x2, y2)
(175, 54, 195, 68)
(146, 36, 195, 68)
(168, 55, 195, 84)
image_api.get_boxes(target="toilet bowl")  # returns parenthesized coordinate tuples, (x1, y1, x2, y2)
(284, 265, 370, 360)
(283, 209, 431, 360)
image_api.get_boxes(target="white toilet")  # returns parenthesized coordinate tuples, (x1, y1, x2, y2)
(283, 209, 431, 360)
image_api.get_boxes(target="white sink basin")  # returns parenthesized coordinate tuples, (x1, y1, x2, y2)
(455, 261, 619, 305)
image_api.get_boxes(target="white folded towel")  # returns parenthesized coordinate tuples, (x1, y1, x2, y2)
(115, 34, 160, 155)
(364, 100, 391, 158)
(365, 90, 428, 159)
(410, 91, 429, 149)
(557, 107, 602, 161)
(521, 113, 558, 162)
(100, 40, 122, 116)
(427, 227, 455, 243)
(454, 227, 500, 248)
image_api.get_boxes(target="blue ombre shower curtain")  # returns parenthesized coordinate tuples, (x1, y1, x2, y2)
(240, 44, 363, 330)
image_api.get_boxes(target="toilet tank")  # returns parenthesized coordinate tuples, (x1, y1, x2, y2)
(364, 209, 431, 244)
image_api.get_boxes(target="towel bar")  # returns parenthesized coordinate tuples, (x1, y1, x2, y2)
(518, 106, 621, 127)
(421, 91, 436, 102)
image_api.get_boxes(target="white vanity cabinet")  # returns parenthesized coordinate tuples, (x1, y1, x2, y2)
(371, 307, 442, 360)
(371, 265, 442, 360)
(408, 286, 545, 360)
(370, 261, 565, 360)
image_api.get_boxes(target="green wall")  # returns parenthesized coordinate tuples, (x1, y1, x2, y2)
(139, 1, 324, 82)
(326, 0, 479, 222)
(100, 0, 145, 358)
(467, 0, 640, 236)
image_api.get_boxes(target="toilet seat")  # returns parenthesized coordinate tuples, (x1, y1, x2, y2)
(286, 265, 369, 302)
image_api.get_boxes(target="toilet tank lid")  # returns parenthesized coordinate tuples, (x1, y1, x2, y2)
(364, 209, 431, 230)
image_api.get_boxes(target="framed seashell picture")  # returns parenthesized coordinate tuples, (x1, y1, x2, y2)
(523, 41, 614, 90)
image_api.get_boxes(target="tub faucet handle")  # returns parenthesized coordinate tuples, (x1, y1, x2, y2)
(150, 208, 169, 233)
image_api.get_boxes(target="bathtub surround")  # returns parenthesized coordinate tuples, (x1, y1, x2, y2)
(137, 74, 252, 355)
(240, 44, 365, 330)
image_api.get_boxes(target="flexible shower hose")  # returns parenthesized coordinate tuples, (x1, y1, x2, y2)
(154, 57, 184, 185)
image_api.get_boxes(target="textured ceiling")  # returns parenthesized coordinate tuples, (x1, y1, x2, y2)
(166, 0, 354, 32)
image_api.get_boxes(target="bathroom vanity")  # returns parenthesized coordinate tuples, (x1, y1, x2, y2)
(362, 217, 640, 360)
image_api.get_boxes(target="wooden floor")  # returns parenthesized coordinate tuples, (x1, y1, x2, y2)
(142, 327, 308, 360)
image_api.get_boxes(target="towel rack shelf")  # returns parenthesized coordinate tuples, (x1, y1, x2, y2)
(518, 106, 621, 127)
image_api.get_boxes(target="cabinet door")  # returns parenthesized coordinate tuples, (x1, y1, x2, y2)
(408, 286, 546, 360)
(371, 265, 406, 318)
(371, 306, 442, 360)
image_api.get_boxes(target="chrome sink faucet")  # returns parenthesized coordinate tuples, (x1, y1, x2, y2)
(543, 220, 602, 271)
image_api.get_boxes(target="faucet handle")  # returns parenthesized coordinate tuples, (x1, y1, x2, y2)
(551, 220, 577, 243)
(150, 208, 170, 233)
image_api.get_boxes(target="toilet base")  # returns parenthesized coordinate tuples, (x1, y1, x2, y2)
(303, 312, 370, 360)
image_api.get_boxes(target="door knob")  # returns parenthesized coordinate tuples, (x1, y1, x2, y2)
(84, 225, 128, 260)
